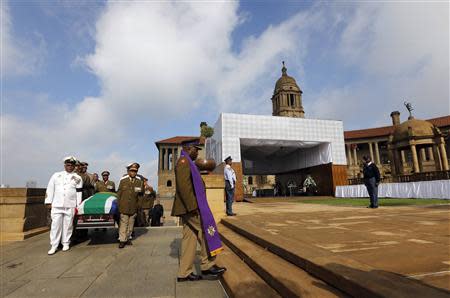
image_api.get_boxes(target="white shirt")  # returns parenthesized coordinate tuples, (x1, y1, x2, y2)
(45, 171, 83, 208)
(224, 164, 236, 189)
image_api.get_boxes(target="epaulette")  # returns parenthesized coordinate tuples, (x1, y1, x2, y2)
(120, 175, 129, 181)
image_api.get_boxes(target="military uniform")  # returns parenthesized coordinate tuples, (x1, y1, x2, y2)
(95, 180, 116, 193)
(140, 186, 155, 226)
(45, 156, 82, 254)
(79, 172, 94, 200)
(117, 174, 144, 243)
(173, 156, 216, 278)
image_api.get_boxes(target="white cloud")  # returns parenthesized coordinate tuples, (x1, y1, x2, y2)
(1, 2, 46, 76)
(2, 1, 449, 189)
(309, 2, 449, 126)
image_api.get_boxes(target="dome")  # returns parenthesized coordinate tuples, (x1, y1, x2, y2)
(392, 117, 435, 142)
(274, 62, 302, 93)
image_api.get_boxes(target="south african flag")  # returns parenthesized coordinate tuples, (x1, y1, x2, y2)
(78, 192, 118, 215)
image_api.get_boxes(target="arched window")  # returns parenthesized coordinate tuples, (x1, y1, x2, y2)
(248, 176, 253, 185)
(167, 180, 172, 187)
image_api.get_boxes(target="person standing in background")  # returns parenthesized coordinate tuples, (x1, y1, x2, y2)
(224, 156, 236, 216)
(363, 155, 381, 209)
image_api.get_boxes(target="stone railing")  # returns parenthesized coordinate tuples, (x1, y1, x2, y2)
(348, 170, 450, 185)
(0, 188, 49, 241)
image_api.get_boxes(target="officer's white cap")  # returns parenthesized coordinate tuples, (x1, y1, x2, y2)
(63, 156, 77, 163)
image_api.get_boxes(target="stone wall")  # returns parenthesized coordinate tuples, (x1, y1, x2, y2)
(0, 188, 49, 241)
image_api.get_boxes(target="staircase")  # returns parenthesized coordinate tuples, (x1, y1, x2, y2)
(216, 218, 450, 298)
(216, 222, 346, 298)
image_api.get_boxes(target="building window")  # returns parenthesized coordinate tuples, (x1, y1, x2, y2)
(248, 176, 253, 185)
(289, 94, 295, 106)
(167, 180, 172, 187)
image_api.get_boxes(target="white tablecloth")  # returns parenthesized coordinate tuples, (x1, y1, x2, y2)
(335, 180, 450, 199)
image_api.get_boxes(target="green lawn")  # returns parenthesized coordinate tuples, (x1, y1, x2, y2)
(246, 197, 450, 206)
(297, 198, 450, 206)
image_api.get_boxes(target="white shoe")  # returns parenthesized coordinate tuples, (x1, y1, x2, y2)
(62, 245, 70, 252)
(48, 246, 57, 255)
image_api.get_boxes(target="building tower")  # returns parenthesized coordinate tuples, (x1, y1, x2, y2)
(272, 61, 305, 118)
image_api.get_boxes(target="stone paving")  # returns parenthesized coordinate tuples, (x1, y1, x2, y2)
(231, 201, 450, 292)
(1, 227, 226, 298)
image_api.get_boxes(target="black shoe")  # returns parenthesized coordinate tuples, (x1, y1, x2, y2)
(201, 265, 226, 275)
(119, 242, 126, 249)
(226, 213, 237, 216)
(126, 240, 133, 246)
(177, 273, 202, 282)
(202, 273, 221, 280)
(367, 206, 374, 208)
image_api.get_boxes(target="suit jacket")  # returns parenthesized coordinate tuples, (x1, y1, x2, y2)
(363, 163, 381, 183)
(117, 176, 144, 215)
(171, 156, 199, 216)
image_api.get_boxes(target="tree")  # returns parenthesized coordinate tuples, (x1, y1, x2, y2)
(200, 122, 214, 138)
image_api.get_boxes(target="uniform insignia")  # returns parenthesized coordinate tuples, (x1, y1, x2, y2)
(207, 225, 216, 237)
(71, 176, 81, 184)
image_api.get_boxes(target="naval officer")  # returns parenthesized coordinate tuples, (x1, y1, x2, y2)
(45, 156, 83, 255)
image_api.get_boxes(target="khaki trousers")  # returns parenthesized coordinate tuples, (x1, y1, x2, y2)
(178, 213, 216, 278)
(119, 213, 136, 242)
(142, 209, 150, 226)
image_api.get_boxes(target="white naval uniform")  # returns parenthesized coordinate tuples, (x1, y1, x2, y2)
(45, 171, 83, 248)
(224, 165, 236, 189)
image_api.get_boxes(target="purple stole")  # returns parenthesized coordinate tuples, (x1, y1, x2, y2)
(180, 150, 223, 256)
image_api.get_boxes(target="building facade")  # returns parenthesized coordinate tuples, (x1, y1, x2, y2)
(155, 136, 205, 198)
(344, 113, 450, 180)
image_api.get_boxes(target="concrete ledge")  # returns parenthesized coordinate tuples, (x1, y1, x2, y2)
(221, 218, 450, 298)
(216, 245, 280, 298)
(0, 188, 48, 241)
(219, 223, 344, 297)
(1, 226, 49, 242)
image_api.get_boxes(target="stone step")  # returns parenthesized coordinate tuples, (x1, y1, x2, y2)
(221, 218, 450, 298)
(216, 244, 280, 298)
(218, 224, 346, 298)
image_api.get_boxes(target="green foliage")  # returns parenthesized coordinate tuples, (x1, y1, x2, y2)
(201, 125, 214, 138)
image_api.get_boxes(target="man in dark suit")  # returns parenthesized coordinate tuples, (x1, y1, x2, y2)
(362, 155, 381, 208)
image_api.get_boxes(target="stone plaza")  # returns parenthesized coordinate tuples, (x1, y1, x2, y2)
(1, 199, 449, 297)
(1, 227, 226, 298)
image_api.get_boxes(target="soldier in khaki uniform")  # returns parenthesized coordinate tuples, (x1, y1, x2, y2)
(173, 140, 226, 282)
(117, 164, 144, 248)
(79, 162, 95, 200)
(139, 178, 155, 226)
(95, 171, 116, 193)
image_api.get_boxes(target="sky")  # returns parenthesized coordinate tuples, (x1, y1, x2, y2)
(1, 0, 449, 188)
